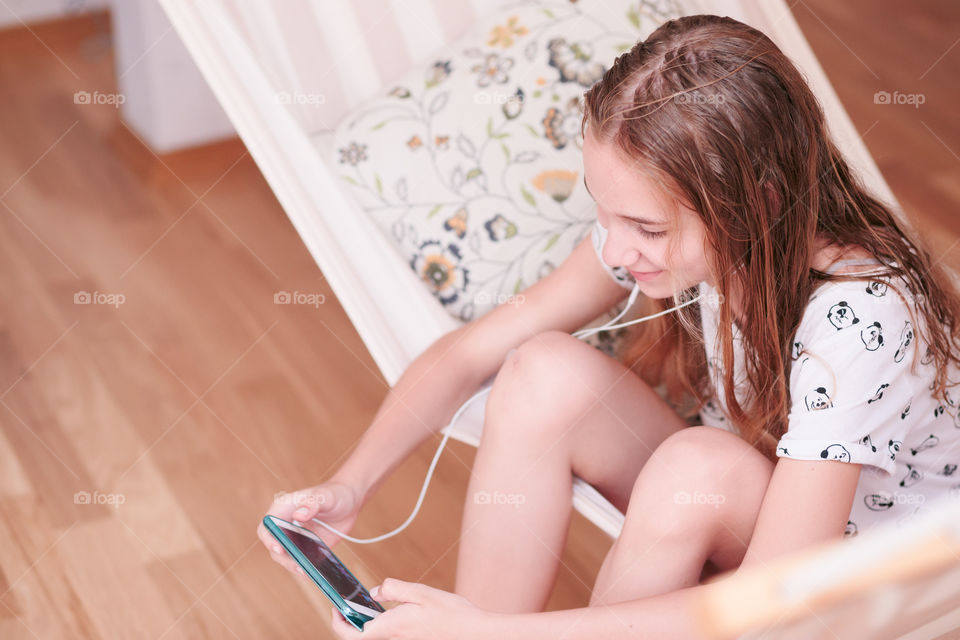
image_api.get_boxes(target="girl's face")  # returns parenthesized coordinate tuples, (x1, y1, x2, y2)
(582, 128, 715, 296)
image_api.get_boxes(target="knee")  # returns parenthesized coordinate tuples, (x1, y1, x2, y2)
(626, 427, 765, 535)
(645, 426, 736, 485)
(485, 331, 595, 437)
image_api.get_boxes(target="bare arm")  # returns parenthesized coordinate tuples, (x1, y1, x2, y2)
(330, 233, 634, 503)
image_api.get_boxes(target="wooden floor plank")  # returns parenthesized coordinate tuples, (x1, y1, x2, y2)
(0, 3, 956, 638)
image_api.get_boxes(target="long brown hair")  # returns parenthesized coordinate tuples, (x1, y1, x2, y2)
(582, 14, 960, 461)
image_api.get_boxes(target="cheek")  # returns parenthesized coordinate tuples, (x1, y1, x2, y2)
(644, 243, 669, 267)
(669, 233, 710, 275)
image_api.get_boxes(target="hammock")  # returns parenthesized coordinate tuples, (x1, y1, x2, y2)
(157, 1, 959, 635)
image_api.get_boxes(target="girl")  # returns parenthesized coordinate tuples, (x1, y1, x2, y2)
(259, 14, 960, 639)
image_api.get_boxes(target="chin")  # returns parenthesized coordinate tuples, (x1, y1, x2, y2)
(633, 279, 671, 299)
(636, 275, 698, 299)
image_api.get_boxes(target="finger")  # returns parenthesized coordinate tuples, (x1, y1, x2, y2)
(267, 547, 303, 576)
(374, 578, 430, 605)
(270, 551, 308, 579)
(330, 607, 365, 639)
(268, 491, 312, 521)
(257, 524, 285, 556)
(291, 488, 334, 522)
(279, 558, 308, 579)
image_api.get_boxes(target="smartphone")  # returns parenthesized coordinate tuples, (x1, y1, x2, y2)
(263, 515, 385, 630)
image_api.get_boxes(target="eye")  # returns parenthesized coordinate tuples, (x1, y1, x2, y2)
(628, 223, 666, 240)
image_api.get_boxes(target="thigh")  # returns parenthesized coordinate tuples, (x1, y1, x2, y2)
(489, 330, 692, 514)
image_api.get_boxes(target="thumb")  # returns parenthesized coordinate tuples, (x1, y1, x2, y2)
(291, 487, 335, 521)
(373, 578, 430, 605)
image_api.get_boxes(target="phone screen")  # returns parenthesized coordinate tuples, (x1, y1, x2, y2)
(275, 520, 385, 613)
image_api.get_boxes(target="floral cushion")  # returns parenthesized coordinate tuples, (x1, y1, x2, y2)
(330, 0, 690, 357)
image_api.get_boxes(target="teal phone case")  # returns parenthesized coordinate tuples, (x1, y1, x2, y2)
(263, 515, 383, 631)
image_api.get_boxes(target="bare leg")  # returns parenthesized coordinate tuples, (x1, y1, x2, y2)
(589, 426, 775, 606)
(454, 331, 691, 613)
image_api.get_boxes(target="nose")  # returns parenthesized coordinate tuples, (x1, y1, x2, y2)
(599, 223, 641, 269)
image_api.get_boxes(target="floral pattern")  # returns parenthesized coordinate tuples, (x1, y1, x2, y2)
(547, 38, 606, 86)
(410, 240, 470, 305)
(470, 52, 515, 87)
(338, 141, 367, 166)
(331, 0, 694, 353)
(542, 97, 585, 149)
(488, 16, 530, 48)
(426, 60, 452, 87)
(532, 169, 578, 202)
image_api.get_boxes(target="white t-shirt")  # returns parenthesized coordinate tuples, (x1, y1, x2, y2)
(591, 220, 960, 536)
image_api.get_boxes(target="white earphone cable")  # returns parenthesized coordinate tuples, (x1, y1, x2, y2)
(309, 282, 701, 543)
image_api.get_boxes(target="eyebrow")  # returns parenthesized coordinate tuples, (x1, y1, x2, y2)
(583, 176, 663, 226)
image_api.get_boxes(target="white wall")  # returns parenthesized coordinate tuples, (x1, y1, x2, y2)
(3, 0, 236, 153)
(109, 0, 236, 152)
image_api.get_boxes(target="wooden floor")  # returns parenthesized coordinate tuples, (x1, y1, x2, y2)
(0, 3, 957, 639)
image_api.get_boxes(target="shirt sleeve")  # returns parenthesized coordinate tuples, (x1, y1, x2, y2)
(778, 276, 928, 476)
(590, 220, 635, 290)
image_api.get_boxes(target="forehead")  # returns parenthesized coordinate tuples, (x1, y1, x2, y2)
(582, 131, 678, 219)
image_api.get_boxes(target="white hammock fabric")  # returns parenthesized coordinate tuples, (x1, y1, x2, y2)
(156, 0, 904, 391)
(156, 0, 905, 540)
(157, 2, 960, 635)
(160, 0, 901, 527)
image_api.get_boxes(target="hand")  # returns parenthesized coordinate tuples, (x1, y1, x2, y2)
(330, 578, 499, 640)
(256, 481, 362, 579)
